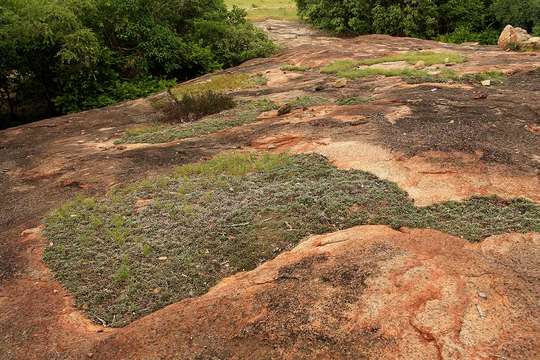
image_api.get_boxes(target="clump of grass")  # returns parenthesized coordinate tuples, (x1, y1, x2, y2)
(321, 51, 466, 80)
(162, 91, 236, 123)
(43, 153, 540, 327)
(403, 68, 461, 83)
(225, 0, 298, 21)
(356, 51, 466, 66)
(288, 95, 331, 108)
(463, 71, 506, 85)
(320, 60, 358, 75)
(116, 99, 276, 144)
(281, 64, 310, 72)
(337, 67, 431, 80)
(174, 152, 291, 177)
(336, 96, 371, 105)
(170, 73, 266, 99)
(405, 69, 506, 85)
(322, 60, 502, 85)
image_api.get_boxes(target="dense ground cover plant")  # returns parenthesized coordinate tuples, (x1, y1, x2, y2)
(296, 0, 540, 43)
(44, 152, 540, 326)
(0, 0, 275, 127)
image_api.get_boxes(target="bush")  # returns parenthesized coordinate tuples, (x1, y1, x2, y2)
(0, 0, 275, 126)
(163, 91, 236, 123)
(296, 0, 539, 44)
(437, 26, 500, 45)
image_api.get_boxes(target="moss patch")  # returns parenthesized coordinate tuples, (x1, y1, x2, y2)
(225, 0, 298, 21)
(280, 64, 310, 72)
(321, 51, 467, 80)
(116, 99, 275, 144)
(171, 73, 266, 100)
(336, 96, 371, 105)
(44, 153, 540, 327)
(287, 95, 331, 108)
(356, 51, 466, 66)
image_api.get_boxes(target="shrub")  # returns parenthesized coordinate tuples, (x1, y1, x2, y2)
(162, 91, 236, 123)
(437, 26, 500, 45)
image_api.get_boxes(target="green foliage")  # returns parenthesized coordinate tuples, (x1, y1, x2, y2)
(116, 98, 276, 144)
(336, 96, 370, 105)
(0, 0, 275, 126)
(437, 26, 500, 45)
(321, 51, 465, 80)
(355, 51, 466, 66)
(287, 95, 331, 108)
(171, 73, 266, 99)
(225, 0, 298, 21)
(491, 0, 540, 31)
(296, 0, 540, 44)
(43, 153, 540, 326)
(55, 77, 176, 113)
(280, 64, 310, 72)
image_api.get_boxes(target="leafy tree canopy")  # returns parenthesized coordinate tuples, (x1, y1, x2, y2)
(296, 0, 540, 42)
(0, 0, 276, 127)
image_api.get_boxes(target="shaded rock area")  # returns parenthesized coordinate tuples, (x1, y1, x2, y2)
(0, 20, 539, 359)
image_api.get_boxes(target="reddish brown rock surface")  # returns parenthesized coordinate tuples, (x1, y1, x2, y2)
(1, 20, 539, 359)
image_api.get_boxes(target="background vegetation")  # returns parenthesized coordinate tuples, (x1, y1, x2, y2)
(296, 0, 540, 43)
(0, 0, 276, 128)
(225, 0, 298, 21)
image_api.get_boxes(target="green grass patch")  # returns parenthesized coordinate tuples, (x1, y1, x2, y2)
(336, 96, 371, 105)
(288, 95, 331, 108)
(321, 57, 504, 85)
(356, 51, 466, 66)
(170, 73, 266, 100)
(405, 69, 506, 85)
(116, 99, 275, 144)
(321, 51, 467, 80)
(336, 67, 431, 80)
(225, 0, 298, 21)
(44, 153, 540, 327)
(462, 71, 506, 85)
(280, 64, 310, 72)
(320, 60, 358, 75)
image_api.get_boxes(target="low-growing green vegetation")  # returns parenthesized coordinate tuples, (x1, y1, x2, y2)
(321, 51, 466, 78)
(405, 70, 507, 85)
(170, 73, 267, 100)
(356, 51, 466, 66)
(336, 96, 371, 105)
(225, 0, 298, 21)
(463, 71, 506, 84)
(288, 95, 331, 108)
(331, 67, 431, 80)
(321, 53, 506, 85)
(280, 64, 311, 72)
(44, 152, 540, 327)
(116, 99, 275, 144)
(296, 0, 540, 45)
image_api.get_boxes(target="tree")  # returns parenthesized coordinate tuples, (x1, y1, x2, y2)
(296, 0, 539, 41)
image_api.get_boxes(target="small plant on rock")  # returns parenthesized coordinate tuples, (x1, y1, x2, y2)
(163, 91, 236, 123)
